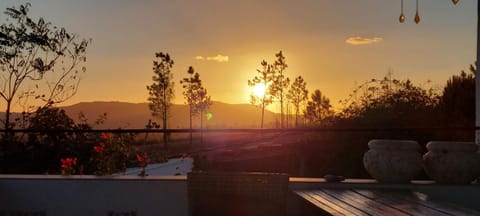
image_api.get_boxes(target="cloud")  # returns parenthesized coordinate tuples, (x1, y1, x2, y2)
(345, 37, 383, 45)
(194, 54, 229, 62)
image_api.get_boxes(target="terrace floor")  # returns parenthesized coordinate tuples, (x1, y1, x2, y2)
(291, 178, 480, 216)
(295, 188, 480, 215)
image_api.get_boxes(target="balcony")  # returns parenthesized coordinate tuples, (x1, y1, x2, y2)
(1, 174, 480, 215)
(1, 129, 479, 215)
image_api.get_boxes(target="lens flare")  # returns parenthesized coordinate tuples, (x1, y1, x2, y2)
(206, 112, 213, 120)
(252, 83, 266, 98)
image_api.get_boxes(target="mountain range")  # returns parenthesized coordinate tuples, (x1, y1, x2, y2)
(59, 101, 281, 129)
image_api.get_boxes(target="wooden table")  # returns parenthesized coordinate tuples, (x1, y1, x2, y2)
(294, 189, 480, 216)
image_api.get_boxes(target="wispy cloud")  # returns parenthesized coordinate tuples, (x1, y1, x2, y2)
(194, 54, 229, 62)
(345, 37, 383, 45)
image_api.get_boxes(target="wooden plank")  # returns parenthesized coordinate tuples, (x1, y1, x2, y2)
(296, 190, 365, 215)
(295, 191, 345, 216)
(297, 189, 480, 216)
(322, 189, 410, 216)
(312, 190, 370, 216)
(355, 190, 452, 216)
(372, 190, 480, 216)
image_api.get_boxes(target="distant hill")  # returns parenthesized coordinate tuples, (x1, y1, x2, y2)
(59, 101, 281, 129)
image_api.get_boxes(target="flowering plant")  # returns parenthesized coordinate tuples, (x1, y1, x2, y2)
(60, 157, 77, 175)
(91, 132, 136, 176)
(93, 142, 105, 153)
(137, 152, 151, 177)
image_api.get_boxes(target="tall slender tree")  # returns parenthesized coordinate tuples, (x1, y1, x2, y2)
(270, 51, 290, 128)
(0, 3, 90, 132)
(248, 60, 274, 128)
(287, 76, 308, 127)
(146, 52, 174, 149)
(196, 87, 212, 131)
(304, 89, 333, 125)
(180, 66, 202, 147)
(195, 87, 212, 145)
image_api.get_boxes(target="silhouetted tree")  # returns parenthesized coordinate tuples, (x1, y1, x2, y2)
(339, 75, 438, 128)
(0, 3, 90, 132)
(287, 76, 308, 127)
(248, 60, 274, 128)
(181, 66, 203, 146)
(438, 65, 475, 128)
(270, 51, 290, 128)
(146, 52, 174, 149)
(196, 87, 212, 131)
(195, 87, 212, 145)
(305, 89, 333, 125)
(10, 106, 95, 174)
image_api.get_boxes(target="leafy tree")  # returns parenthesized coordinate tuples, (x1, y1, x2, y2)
(0, 3, 90, 131)
(146, 52, 174, 149)
(3, 106, 95, 174)
(180, 66, 203, 146)
(25, 106, 76, 173)
(287, 76, 308, 127)
(270, 51, 290, 128)
(304, 89, 333, 125)
(339, 75, 438, 128)
(248, 60, 274, 128)
(438, 65, 475, 128)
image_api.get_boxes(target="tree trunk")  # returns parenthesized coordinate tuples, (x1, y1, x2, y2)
(295, 106, 299, 128)
(261, 101, 265, 129)
(0, 99, 10, 161)
(189, 104, 193, 148)
(162, 88, 168, 150)
(285, 102, 290, 128)
(280, 94, 284, 128)
(163, 111, 168, 150)
(200, 109, 204, 146)
(4, 99, 12, 139)
(4, 100, 11, 131)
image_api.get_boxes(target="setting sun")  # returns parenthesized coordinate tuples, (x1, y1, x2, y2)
(252, 83, 267, 98)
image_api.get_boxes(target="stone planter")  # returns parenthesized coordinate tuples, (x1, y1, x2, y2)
(423, 141, 480, 184)
(363, 139, 422, 183)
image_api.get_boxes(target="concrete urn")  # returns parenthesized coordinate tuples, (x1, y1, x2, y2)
(363, 139, 422, 183)
(423, 141, 480, 184)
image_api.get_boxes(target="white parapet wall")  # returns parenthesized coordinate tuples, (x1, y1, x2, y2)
(0, 175, 188, 216)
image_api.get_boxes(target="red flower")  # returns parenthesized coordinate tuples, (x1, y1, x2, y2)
(61, 159, 68, 169)
(60, 157, 77, 175)
(93, 143, 105, 153)
(101, 133, 109, 139)
(136, 153, 151, 168)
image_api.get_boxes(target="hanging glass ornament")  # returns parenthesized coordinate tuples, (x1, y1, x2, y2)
(415, 0, 420, 24)
(415, 11, 420, 24)
(399, 0, 405, 23)
(399, 14, 406, 23)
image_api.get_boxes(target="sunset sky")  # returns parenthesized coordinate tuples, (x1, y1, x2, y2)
(0, 0, 477, 112)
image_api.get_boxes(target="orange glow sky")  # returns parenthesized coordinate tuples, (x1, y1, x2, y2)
(0, 0, 477, 112)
